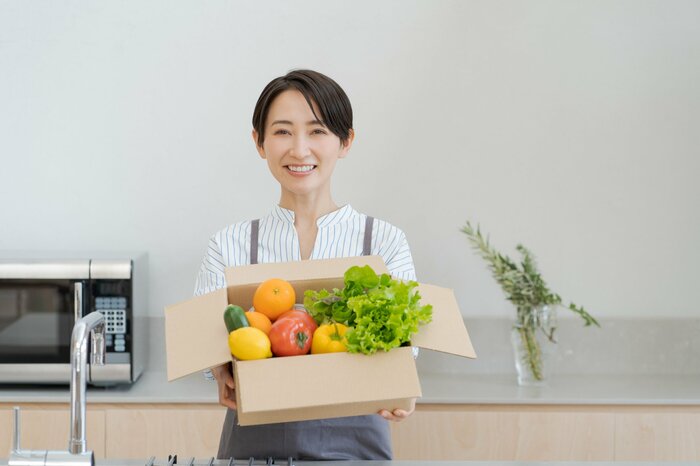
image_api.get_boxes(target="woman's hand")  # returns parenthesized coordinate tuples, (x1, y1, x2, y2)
(211, 362, 237, 410)
(378, 398, 415, 422)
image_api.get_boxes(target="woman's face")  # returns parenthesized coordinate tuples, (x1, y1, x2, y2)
(253, 90, 353, 199)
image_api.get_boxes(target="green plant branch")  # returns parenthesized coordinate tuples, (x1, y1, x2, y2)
(461, 220, 600, 382)
(461, 221, 600, 328)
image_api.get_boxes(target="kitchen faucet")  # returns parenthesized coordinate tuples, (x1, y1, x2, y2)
(10, 311, 106, 466)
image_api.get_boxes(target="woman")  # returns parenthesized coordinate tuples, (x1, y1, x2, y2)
(194, 69, 416, 460)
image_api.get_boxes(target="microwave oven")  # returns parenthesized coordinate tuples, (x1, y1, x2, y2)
(0, 253, 146, 386)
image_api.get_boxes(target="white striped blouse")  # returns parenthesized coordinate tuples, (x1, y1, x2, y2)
(193, 204, 417, 297)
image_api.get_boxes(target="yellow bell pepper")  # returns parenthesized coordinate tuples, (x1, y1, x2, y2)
(311, 323, 349, 354)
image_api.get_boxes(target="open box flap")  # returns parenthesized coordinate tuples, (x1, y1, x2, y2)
(411, 283, 477, 358)
(225, 255, 389, 286)
(164, 287, 230, 381)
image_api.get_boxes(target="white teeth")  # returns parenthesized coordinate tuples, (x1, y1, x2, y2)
(288, 165, 315, 172)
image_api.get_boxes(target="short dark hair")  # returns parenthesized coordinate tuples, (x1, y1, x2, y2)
(252, 69, 353, 147)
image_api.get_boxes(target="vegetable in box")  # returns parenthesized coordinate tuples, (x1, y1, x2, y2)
(304, 265, 433, 354)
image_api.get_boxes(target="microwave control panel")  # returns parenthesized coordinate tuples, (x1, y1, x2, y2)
(95, 296, 128, 352)
(91, 272, 132, 355)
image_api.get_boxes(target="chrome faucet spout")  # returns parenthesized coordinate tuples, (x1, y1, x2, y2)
(10, 313, 104, 466)
(69, 312, 105, 455)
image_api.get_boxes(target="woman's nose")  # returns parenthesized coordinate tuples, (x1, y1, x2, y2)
(289, 135, 311, 158)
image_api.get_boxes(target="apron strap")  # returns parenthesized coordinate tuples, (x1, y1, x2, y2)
(362, 216, 374, 256)
(250, 219, 259, 265)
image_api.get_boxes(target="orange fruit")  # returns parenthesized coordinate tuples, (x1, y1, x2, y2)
(245, 311, 272, 335)
(252, 278, 296, 321)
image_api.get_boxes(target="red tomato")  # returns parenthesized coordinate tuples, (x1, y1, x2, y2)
(276, 309, 318, 333)
(268, 312, 316, 357)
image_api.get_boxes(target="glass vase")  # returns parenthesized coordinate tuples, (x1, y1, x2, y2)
(510, 304, 558, 386)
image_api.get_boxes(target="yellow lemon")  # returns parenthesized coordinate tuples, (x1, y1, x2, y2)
(228, 327, 272, 360)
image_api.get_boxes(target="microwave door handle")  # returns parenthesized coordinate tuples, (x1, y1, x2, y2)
(74, 281, 83, 322)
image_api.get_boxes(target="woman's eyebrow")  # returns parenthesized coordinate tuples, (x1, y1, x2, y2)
(270, 120, 293, 126)
(270, 120, 325, 126)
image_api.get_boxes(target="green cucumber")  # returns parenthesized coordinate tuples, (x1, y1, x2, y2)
(223, 304, 249, 333)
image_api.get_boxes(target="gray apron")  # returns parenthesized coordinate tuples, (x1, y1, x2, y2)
(217, 216, 392, 460)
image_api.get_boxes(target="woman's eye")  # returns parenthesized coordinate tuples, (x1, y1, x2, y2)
(273, 129, 291, 135)
(312, 129, 328, 135)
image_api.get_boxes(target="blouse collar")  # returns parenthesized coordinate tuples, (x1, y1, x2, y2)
(270, 204, 357, 228)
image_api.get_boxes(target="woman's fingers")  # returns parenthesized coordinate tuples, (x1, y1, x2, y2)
(378, 408, 413, 422)
(220, 368, 235, 389)
(213, 363, 237, 409)
(218, 378, 237, 409)
(219, 384, 237, 410)
(379, 397, 416, 421)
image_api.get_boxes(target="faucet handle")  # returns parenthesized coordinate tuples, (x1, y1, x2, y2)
(12, 406, 21, 452)
(9, 406, 51, 466)
(90, 321, 106, 366)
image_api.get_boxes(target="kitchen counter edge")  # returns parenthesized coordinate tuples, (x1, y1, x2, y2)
(1, 371, 699, 406)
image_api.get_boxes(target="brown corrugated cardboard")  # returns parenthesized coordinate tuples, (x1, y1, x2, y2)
(165, 287, 229, 381)
(233, 347, 420, 425)
(411, 283, 476, 358)
(164, 255, 475, 426)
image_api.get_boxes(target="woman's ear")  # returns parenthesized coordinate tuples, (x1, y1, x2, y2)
(339, 128, 355, 159)
(252, 130, 266, 159)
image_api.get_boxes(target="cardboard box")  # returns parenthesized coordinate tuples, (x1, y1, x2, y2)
(164, 255, 476, 426)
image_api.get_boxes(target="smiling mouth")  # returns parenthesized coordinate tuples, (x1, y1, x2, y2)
(286, 165, 317, 173)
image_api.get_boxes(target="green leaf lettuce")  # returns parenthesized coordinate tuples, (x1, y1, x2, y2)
(304, 265, 433, 354)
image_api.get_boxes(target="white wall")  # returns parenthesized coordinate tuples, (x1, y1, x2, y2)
(1, 0, 698, 318)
